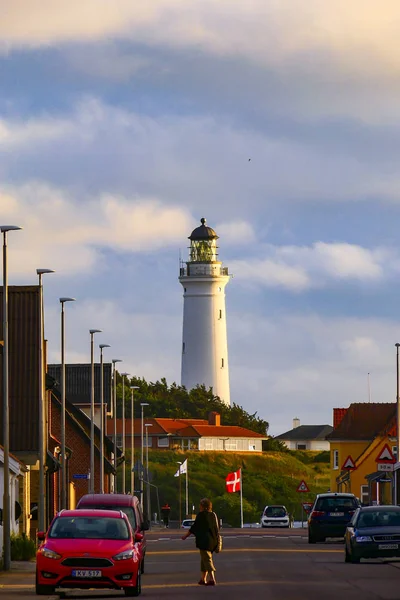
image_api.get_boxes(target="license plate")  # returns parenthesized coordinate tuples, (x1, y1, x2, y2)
(329, 512, 344, 517)
(71, 570, 102, 578)
(378, 544, 398, 550)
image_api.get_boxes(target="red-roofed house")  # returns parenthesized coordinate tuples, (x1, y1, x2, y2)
(107, 411, 267, 452)
(327, 403, 398, 505)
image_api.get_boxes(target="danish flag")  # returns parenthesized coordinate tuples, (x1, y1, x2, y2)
(225, 469, 241, 493)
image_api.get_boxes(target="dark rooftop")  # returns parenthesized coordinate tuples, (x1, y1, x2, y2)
(275, 424, 333, 441)
(189, 218, 218, 241)
(47, 363, 112, 409)
(327, 403, 396, 441)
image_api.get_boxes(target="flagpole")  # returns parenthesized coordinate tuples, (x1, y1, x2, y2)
(185, 461, 189, 517)
(240, 468, 243, 528)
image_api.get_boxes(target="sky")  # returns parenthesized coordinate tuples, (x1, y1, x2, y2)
(2, 1, 400, 435)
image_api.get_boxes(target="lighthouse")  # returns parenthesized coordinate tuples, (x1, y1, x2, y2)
(179, 218, 231, 406)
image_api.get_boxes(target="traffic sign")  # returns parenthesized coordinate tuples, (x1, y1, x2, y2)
(302, 502, 313, 512)
(376, 444, 396, 464)
(296, 480, 310, 493)
(378, 463, 394, 472)
(341, 455, 356, 470)
(73, 474, 88, 479)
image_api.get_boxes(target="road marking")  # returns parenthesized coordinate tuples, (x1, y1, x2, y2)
(148, 548, 342, 555)
(142, 579, 349, 590)
(0, 584, 34, 589)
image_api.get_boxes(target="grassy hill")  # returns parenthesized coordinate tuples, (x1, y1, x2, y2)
(123, 450, 330, 526)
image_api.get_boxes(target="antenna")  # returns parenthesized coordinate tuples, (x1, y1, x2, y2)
(367, 372, 371, 403)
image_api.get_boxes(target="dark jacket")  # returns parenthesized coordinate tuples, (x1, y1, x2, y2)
(189, 510, 219, 551)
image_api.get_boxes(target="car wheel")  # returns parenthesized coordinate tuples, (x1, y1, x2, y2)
(35, 572, 55, 596)
(125, 570, 141, 597)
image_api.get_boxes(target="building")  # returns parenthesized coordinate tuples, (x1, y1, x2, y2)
(179, 218, 231, 406)
(275, 418, 333, 451)
(107, 412, 267, 452)
(327, 403, 398, 505)
(0, 447, 27, 551)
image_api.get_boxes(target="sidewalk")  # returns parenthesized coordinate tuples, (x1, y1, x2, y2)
(0, 561, 36, 588)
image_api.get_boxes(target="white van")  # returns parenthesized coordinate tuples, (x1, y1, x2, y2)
(261, 505, 290, 528)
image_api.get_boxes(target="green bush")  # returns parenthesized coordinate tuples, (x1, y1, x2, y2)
(10, 533, 36, 561)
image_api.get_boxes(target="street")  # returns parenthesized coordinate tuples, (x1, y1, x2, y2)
(1, 529, 400, 599)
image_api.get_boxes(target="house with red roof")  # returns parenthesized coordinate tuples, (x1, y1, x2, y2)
(107, 411, 267, 453)
(327, 403, 398, 505)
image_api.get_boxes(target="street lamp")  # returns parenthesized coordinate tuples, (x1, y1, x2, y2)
(120, 372, 130, 494)
(60, 297, 76, 510)
(176, 461, 182, 527)
(112, 359, 122, 492)
(396, 343, 400, 504)
(36, 268, 55, 533)
(130, 386, 139, 494)
(140, 403, 149, 510)
(99, 344, 110, 494)
(89, 329, 102, 493)
(1, 225, 22, 571)
(145, 423, 153, 523)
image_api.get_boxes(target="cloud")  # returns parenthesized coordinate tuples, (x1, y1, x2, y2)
(231, 242, 390, 291)
(214, 220, 256, 245)
(0, 181, 192, 276)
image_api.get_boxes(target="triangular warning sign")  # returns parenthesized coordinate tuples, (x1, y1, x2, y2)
(341, 455, 356, 470)
(376, 444, 396, 463)
(296, 480, 310, 493)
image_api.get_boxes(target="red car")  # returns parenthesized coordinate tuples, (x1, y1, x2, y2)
(36, 509, 143, 597)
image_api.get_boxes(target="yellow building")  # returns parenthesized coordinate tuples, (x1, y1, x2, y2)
(327, 403, 397, 505)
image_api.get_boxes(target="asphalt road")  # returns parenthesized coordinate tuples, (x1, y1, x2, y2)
(2, 528, 400, 599)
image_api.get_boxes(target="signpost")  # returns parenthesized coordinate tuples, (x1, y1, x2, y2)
(296, 480, 310, 527)
(375, 444, 396, 504)
(73, 474, 89, 480)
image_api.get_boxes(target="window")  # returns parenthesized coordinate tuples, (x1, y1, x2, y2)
(360, 485, 369, 506)
(184, 287, 187, 292)
(333, 449, 339, 470)
(158, 437, 169, 448)
(221, 358, 224, 368)
(182, 342, 185, 354)
(218, 287, 222, 292)
(225, 440, 237, 451)
(218, 309, 222, 319)
(393, 446, 397, 458)
(143, 436, 152, 448)
(297, 443, 307, 450)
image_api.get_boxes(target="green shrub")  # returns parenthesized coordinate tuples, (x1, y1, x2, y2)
(10, 532, 36, 561)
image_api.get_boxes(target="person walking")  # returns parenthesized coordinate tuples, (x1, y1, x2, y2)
(181, 497, 219, 586)
(161, 503, 171, 528)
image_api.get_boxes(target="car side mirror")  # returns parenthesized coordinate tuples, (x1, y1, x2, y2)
(135, 532, 144, 543)
(37, 531, 46, 541)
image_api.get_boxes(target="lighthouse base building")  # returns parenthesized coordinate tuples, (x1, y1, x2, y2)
(179, 218, 231, 406)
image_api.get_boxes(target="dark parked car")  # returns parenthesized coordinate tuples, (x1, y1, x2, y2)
(344, 505, 400, 563)
(308, 492, 360, 543)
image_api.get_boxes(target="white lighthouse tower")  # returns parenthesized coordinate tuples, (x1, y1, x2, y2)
(179, 218, 231, 406)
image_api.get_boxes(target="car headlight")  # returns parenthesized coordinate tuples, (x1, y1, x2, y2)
(41, 547, 61, 560)
(113, 549, 135, 561)
(355, 536, 372, 543)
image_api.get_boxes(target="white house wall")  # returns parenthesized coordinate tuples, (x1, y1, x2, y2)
(279, 439, 330, 451)
(198, 437, 262, 452)
(0, 452, 23, 551)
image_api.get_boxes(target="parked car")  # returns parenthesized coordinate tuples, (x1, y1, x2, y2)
(76, 494, 147, 573)
(345, 505, 400, 563)
(261, 505, 290, 528)
(308, 492, 360, 543)
(181, 519, 195, 529)
(36, 509, 142, 596)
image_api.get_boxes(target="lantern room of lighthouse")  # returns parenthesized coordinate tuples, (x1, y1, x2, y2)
(179, 218, 231, 406)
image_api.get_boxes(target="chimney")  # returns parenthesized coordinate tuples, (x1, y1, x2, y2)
(293, 417, 300, 429)
(208, 411, 221, 426)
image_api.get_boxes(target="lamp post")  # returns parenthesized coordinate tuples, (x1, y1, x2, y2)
(89, 329, 102, 493)
(99, 344, 110, 494)
(396, 343, 400, 504)
(1, 225, 22, 571)
(145, 423, 153, 524)
(120, 372, 130, 494)
(60, 297, 75, 510)
(112, 359, 122, 492)
(177, 461, 182, 527)
(130, 386, 139, 494)
(140, 403, 149, 510)
(36, 268, 55, 533)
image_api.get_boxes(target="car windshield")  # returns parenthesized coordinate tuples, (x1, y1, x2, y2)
(316, 497, 358, 511)
(82, 505, 136, 531)
(265, 507, 286, 517)
(357, 510, 400, 528)
(49, 517, 130, 540)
